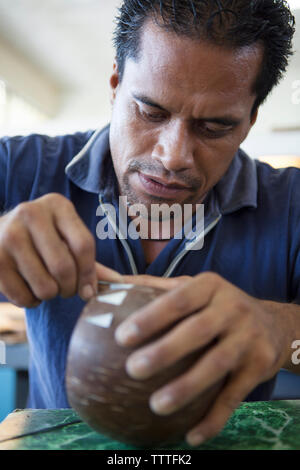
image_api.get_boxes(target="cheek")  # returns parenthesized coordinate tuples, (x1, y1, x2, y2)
(111, 111, 157, 163)
(110, 122, 154, 178)
(193, 135, 241, 184)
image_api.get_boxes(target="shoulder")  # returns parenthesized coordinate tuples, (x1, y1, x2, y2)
(251, 159, 300, 236)
(0, 130, 95, 211)
(255, 158, 300, 181)
(255, 159, 300, 205)
(0, 130, 94, 165)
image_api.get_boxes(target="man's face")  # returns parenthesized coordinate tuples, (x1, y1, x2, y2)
(109, 20, 262, 210)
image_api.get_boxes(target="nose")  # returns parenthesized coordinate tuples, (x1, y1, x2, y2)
(152, 119, 194, 172)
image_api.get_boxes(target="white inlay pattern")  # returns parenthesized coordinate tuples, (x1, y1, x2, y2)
(109, 284, 134, 290)
(86, 313, 114, 328)
(97, 291, 128, 306)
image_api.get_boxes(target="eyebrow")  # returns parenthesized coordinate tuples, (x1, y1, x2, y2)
(133, 93, 166, 112)
(132, 93, 242, 127)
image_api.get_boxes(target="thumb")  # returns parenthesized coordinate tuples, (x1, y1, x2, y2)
(121, 274, 191, 291)
(95, 262, 124, 283)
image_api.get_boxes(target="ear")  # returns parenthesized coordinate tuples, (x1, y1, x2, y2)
(250, 107, 259, 127)
(110, 60, 120, 105)
(240, 107, 259, 144)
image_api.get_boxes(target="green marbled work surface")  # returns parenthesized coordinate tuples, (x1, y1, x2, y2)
(0, 401, 300, 450)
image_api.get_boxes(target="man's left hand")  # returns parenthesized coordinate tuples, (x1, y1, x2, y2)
(114, 272, 295, 446)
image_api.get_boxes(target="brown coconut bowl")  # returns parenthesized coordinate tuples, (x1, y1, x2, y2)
(65, 282, 224, 447)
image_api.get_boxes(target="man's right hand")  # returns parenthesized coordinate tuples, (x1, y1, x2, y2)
(0, 193, 122, 307)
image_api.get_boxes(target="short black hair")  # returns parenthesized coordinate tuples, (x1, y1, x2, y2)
(113, 0, 295, 114)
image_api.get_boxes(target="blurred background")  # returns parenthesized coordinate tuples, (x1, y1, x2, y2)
(0, 0, 298, 159)
(0, 0, 299, 422)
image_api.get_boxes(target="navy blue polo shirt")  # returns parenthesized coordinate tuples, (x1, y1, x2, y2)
(0, 125, 300, 409)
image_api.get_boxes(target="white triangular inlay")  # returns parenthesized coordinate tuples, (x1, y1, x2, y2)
(109, 284, 134, 290)
(86, 313, 114, 328)
(97, 290, 128, 306)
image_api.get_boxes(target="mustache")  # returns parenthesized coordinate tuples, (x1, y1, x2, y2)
(127, 160, 202, 190)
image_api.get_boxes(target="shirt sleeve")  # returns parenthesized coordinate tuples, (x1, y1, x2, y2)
(0, 135, 40, 213)
(0, 133, 83, 214)
(288, 169, 300, 304)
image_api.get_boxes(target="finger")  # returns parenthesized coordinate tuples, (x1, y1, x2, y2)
(121, 275, 191, 291)
(5, 228, 60, 301)
(0, 257, 41, 308)
(148, 329, 248, 416)
(125, 306, 229, 379)
(185, 366, 263, 447)
(95, 262, 124, 283)
(49, 197, 97, 299)
(115, 272, 219, 346)
(23, 209, 79, 299)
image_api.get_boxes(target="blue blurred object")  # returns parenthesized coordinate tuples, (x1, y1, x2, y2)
(0, 295, 17, 422)
(271, 369, 300, 400)
(0, 368, 16, 422)
(0, 345, 29, 423)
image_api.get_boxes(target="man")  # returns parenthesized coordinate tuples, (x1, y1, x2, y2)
(0, 0, 298, 447)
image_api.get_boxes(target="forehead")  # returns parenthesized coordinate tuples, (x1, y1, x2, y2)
(122, 20, 263, 115)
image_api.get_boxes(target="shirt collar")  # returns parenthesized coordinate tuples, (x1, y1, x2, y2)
(65, 125, 258, 214)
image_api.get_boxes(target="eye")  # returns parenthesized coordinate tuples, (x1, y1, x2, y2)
(194, 121, 233, 138)
(136, 104, 167, 123)
(141, 111, 166, 122)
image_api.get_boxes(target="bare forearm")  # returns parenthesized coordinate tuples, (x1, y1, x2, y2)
(262, 300, 300, 374)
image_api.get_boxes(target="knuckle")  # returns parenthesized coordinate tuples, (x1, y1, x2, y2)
(46, 193, 71, 206)
(74, 235, 95, 259)
(214, 351, 233, 372)
(14, 201, 28, 216)
(44, 193, 75, 214)
(50, 258, 75, 281)
(231, 297, 251, 315)
(198, 271, 222, 285)
(189, 314, 212, 336)
(34, 280, 59, 301)
(13, 292, 37, 308)
(1, 226, 20, 248)
(15, 201, 37, 223)
(169, 291, 193, 315)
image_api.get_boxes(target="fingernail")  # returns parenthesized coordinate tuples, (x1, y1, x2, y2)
(126, 355, 151, 378)
(115, 323, 140, 345)
(186, 432, 205, 447)
(80, 284, 95, 300)
(150, 392, 174, 414)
